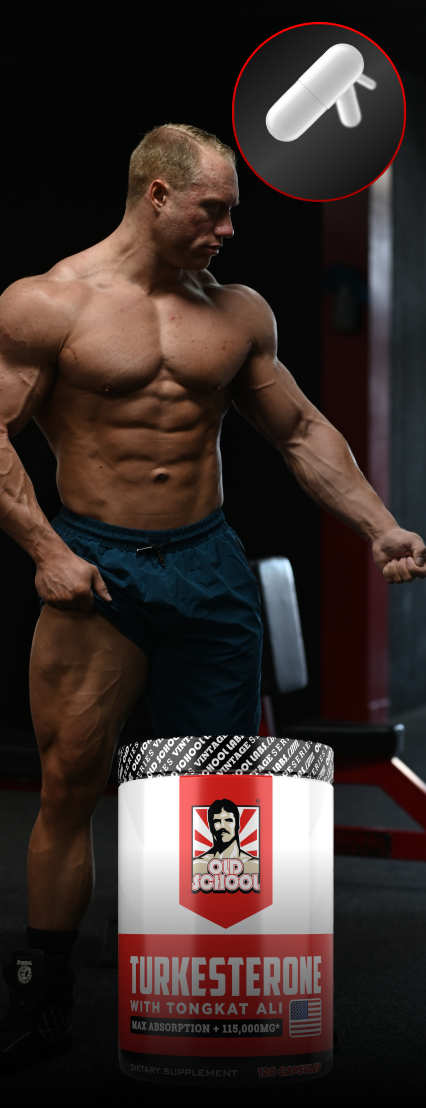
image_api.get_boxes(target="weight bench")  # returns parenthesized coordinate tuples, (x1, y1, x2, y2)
(252, 556, 426, 861)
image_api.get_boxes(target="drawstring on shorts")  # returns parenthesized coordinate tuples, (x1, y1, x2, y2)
(136, 540, 171, 568)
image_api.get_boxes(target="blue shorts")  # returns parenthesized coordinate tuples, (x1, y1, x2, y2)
(49, 507, 263, 739)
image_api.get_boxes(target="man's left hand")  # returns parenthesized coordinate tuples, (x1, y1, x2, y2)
(372, 528, 426, 584)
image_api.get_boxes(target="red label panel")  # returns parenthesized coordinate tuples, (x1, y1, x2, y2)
(119, 934, 333, 1057)
(179, 775, 273, 928)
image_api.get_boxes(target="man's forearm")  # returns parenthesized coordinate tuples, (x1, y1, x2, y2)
(0, 430, 64, 562)
(281, 416, 396, 542)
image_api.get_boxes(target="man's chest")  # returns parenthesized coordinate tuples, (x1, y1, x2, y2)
(58, 286, 251, 396)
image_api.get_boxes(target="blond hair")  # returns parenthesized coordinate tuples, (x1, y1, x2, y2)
(126, 124, 236, 208)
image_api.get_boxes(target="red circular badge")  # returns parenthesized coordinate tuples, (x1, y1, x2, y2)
(232, 22, 405, 202)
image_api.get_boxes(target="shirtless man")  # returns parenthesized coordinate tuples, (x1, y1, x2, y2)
(193, 799, 259, 875)
(0, 124, 425, 1069)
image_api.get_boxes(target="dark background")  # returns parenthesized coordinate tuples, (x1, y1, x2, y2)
(0, 2, 424, 736)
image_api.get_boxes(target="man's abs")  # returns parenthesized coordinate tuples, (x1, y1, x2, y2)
(35, 371, 229, 530)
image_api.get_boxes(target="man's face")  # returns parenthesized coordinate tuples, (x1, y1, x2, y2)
(152, 150, 239, 270)
(213, 808, 237, 846)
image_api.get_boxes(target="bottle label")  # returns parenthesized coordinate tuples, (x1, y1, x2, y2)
(119, 932, 332, 1057)
(119, 773, 333, 1058)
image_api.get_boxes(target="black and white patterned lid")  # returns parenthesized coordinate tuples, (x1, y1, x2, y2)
(118, 734, 333, 785)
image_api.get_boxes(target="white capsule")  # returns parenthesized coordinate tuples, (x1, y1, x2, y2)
(335, 84, 362, 128)
(266, 43, 365, 142)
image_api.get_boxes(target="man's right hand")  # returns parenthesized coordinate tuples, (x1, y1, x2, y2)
(35, 547, 112, 611)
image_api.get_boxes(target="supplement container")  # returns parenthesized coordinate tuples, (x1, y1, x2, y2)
(118, 733, 333, 1087)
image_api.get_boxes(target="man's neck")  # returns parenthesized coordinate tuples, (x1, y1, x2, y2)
(215, 842, 239, 859)
(97, 209, 184, 294)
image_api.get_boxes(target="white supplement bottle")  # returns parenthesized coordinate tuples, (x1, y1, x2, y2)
(118, 734, 334, 1087)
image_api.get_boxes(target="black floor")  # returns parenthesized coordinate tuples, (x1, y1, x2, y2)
(1, 708, 426, 1100)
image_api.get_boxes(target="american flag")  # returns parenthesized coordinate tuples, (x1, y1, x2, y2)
(289, 999, 321, 1037)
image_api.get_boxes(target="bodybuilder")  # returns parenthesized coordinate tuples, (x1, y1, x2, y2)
(0, 124, 425, 1066)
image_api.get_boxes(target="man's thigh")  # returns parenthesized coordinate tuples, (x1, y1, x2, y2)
(146, 530, 263, 738)
(30, 606, 147, 791)
(146, 612, 263, 739)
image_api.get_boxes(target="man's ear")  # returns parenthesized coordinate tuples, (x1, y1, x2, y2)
(148, 179, 170, 212)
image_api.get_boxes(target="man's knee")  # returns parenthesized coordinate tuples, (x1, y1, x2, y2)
(39, 746, 110, 824)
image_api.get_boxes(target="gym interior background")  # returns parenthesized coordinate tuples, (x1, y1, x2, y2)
(0, 2, 425, 1097)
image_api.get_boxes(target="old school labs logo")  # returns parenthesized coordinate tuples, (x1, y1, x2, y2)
(180, 776, 272, 928)
(192, 798, 260, 893)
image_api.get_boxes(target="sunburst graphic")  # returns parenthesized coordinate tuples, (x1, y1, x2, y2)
(192, 806, 259, 857)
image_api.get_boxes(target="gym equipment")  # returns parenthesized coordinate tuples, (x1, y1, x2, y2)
(251, 556, 307, 740)
(251, 558, 308, 697)
(254, 557, 426, 860)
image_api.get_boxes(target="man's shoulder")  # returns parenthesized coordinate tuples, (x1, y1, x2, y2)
(240, 851, 260, 872)
(0, 263, 89, 336)
(202, 275, 275, 326)
(200, 271, 270, 306)
(0, 239, 107, 328)
(193, 851, 213, 874)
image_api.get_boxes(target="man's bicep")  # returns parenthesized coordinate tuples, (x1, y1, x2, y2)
(233, 352, 311, 446)
(0, 357, 53, 437)
(0, 283, 58, 433)
(231, 289, 309, 436)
